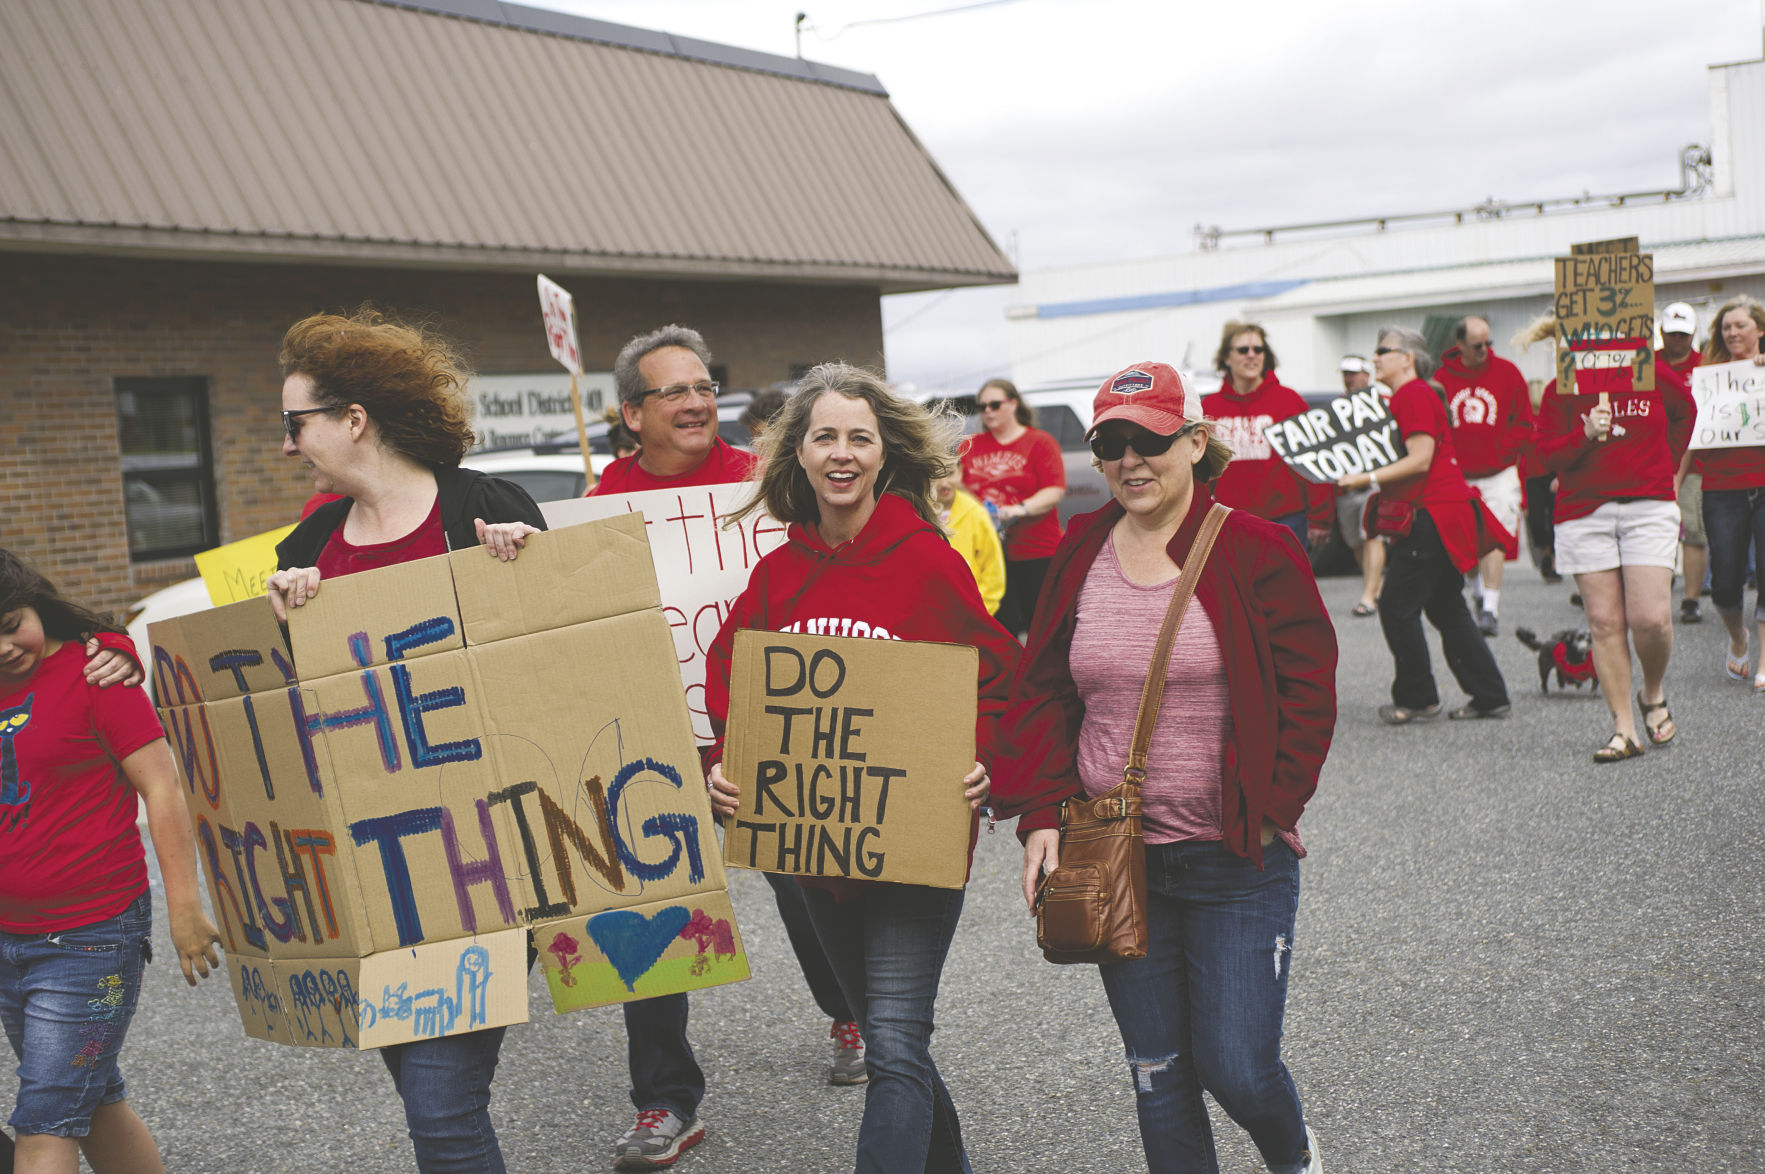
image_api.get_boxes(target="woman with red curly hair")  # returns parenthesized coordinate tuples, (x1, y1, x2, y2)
(266, 308, 545, 1173)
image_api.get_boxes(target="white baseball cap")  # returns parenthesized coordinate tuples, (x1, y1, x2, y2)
(1339, 355, 1374, 376)
(1660, 302, 1697, 336)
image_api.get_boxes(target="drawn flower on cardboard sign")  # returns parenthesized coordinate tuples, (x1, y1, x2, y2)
(548, 930, 584, 987)
(679, 909, 736, 976)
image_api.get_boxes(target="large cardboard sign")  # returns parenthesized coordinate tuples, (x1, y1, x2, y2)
(1689, 360, 1765, 450)
(193, 525, 297, 606)
(149, 515, 748, 1049)
(1261, 386, 1401, 484)
(543, 487, 787, 744)
(1554, 237, 1654, 393)
(721, 630, 977, 890)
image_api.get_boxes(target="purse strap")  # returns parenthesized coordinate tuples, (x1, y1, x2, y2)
(1123, 502, 1231, 786)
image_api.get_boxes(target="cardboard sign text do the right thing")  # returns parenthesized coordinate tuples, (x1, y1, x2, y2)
(722, 631, 977, 890)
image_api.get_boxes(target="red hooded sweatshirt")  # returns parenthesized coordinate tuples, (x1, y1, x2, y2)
(1534, 362, 1696, 522)
(1203, 373, 1333, 531)
(702, 492, 1020, 891)
(1436, 346, 1534, 479)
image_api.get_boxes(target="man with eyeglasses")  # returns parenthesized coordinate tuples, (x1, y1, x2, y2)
(1437, 316, 1532, 636)
(588, 324, 758, 497)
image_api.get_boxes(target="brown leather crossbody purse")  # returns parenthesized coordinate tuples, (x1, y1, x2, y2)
(1034, 502, 1230, 965)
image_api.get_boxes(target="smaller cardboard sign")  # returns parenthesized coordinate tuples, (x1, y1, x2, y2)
(1554, 239, 1654, 392)
(193, 525, 297, 607)
(1261, 387, 1402, 484)
(1570, 236, 1639, 255)
(722, 630, 977, 890)
(533, 889, 750, 1012)
(536, 274, 582, 376)
(1689, 359, 1765, 450)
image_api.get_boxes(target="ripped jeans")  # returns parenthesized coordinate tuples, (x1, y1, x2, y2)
(1097, 840, 1310, 1174)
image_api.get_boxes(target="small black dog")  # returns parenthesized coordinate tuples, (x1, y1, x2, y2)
(1515, 625, 1597, 692)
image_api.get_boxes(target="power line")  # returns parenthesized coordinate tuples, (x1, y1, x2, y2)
(801, 0, 1024, 42)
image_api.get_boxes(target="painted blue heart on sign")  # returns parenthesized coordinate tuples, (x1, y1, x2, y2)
(588, 906, 692, 991)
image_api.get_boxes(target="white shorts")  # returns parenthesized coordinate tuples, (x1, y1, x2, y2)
(1554, 498, 1682, 575)
(1467, 466, 1522, 539)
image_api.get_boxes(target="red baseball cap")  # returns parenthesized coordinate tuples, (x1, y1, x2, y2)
(1089, 362, 1204, 438)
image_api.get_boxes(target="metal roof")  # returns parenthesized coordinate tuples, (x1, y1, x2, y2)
(0, 0, 1014, 290)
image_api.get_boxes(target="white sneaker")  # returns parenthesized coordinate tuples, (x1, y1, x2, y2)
(1300, 1124, 1322, 1173)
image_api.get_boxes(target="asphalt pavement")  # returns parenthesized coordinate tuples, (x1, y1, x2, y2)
(7, 562, 1762, 1172)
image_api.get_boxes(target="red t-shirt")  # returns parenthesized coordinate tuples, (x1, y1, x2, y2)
(1203, 374, 1333, 528)
(1383, 379, 1484, 571)
(0, 641, 167, 931)
(1533, 364, 1697, 521)
(1437, 349, 1534, 479)
(315, 496, 448, 579)
(1656, 348, 1702, 378)
(589, 439, 759, 496)
(960, 428, 1066, 559)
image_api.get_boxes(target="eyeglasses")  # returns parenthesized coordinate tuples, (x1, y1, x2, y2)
(640, 380, 720, 404)
(1374, 346, 1404, 357)
(1232, 345, 1266, 356)
(977, 399, 1010, 411)
(1463, 340, 1490, 351)
(1088, 428, 1182, 462)
(282, 406, 341, 439)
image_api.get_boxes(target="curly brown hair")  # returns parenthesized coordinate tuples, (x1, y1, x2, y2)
(279, 308, 476, 467)
(734, 363, 961, 532)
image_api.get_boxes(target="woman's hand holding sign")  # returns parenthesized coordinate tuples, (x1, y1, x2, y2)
(266, 566, 322, 622)
(962, 761, 990, 810)
(706, 762, 741, 819)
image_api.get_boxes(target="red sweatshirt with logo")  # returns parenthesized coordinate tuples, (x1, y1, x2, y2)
(701, 492, 1021, 889)
(1436, 346, 1534, 479)
(1534, 362, 1696, 522)
(1203, 373, 1333, 530)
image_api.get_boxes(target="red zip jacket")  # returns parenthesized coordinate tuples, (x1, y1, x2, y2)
(1203, 373, 1334, 531)
(990, 484, 1336, 869)
(702, 493, 1020, 887)
(1437, 346, 1534, 478)
(1534, 362, 1696, 522)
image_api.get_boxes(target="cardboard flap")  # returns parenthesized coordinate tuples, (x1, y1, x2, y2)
(288, 552, 464, 680)
(723, 630, 978, 890)
(148, 595, 291, 704)
(452, 514, 660, 645)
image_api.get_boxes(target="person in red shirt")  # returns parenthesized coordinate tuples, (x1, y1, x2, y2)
(589, 324, 758, 498)
(1437, 316, 1532, 636)
(1203, 322, 1333, 556)
(1697, 296, 1765, 690)
(1657, 302, 1706, 625)
(1336, 328, 1510, 725)
(0, 550, 220, 1174)
(960, 377, 1066, 637)
(1519, 314, 1697, 761)
(703, 363, 1015, 1174)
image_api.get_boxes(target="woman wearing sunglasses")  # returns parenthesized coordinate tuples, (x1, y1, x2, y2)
(1334, 328, 1510, 726)
(994, 362, 1335, 1174)
(266, 308, 545, 1173)
(1203, 322, 1334, 553)
(960, 378, 1067, 636)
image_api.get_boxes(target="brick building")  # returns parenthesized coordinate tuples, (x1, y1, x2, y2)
(0, 0, 1012, 616)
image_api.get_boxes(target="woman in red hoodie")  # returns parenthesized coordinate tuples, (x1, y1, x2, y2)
(703, 362, 1018, 1174)
(1518, 315, 1696, 760)
(1202, 322, 1333, 552)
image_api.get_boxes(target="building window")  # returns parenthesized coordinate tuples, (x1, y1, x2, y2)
(114, 377, 218, 561)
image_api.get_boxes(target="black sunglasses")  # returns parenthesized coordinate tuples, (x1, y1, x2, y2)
(1232, 345, 1266, 356)
(1088, 428, 1181, 462)
(281, 405, 342, 439)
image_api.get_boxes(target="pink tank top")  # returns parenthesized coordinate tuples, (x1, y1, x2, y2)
(1070, 532, 1302, 854)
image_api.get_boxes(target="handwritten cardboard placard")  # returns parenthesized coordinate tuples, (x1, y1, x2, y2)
(1554, 238, 1654, 393)
(149, 514, 748, 1048)
(1689, 359, 1765, 450)
(1261, 387, 1401, 484)
(536, 273, 581, 375)
(543, 486, 786, 744)
(192, 525, 297, 607)
(721, 630, 978, 890)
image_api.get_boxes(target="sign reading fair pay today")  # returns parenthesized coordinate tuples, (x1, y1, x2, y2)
(1262, 386, 1402, 484)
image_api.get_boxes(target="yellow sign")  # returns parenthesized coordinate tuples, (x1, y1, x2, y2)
(192, 525, 296, 606)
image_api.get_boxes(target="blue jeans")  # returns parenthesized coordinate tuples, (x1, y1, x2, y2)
(1272, 510, 1310, 552)
(381, 1026, 508, 1173)
(1098, 841, 1310, 1174)
(1703, 486, 1765, 621)
(624, 994, 704, 1118)
(0, 890, 153, 1137)
(802, 883, 971, 1174)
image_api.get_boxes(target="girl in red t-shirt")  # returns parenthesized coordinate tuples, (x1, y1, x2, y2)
(0, 550, 220, 1172)
(961, 378, 1067, 636)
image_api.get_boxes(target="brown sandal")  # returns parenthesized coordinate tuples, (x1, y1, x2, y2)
(1592, 732, 1645, 763)
(1637, 693, 1676, 747)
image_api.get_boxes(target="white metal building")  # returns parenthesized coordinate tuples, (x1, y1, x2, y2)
(1007, 54, 1765, 391)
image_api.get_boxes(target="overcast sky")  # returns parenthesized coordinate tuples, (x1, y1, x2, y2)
(548, 0, 1765, 389)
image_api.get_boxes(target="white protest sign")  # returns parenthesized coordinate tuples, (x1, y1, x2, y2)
(1261, 386, 1403, 484)
(536, 274, 582, 375)
(1689, 359, 1765, 450)
(543, 485, 787, 743)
